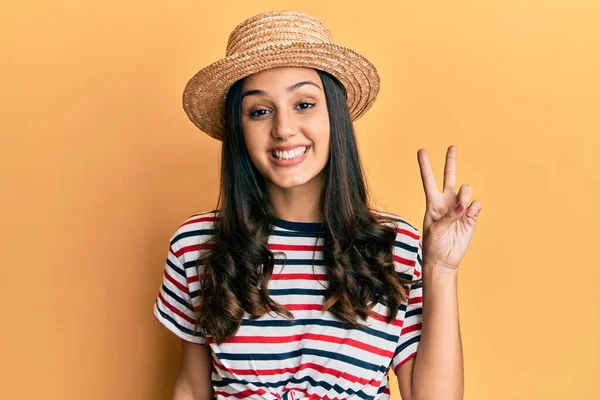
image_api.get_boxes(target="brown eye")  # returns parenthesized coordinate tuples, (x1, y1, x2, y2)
(297, 102, 316, 110)
(249, 108, 271, 118)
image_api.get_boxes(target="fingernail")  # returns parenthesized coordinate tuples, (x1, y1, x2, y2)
(455, 203, 463, 212)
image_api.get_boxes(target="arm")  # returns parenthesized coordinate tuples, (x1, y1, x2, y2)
(410, 263, 463, 400)
(173, 340, 215, 400)
(399, 144, 481, 399)
(396, 263, 463, 400)
(154, 218, 218, 399)
(396, 357, 416, 400)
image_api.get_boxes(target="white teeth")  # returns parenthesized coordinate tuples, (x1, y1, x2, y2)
(273, 146, 307, 160)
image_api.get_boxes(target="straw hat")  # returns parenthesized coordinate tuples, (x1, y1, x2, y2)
(182, 10, 381, 141)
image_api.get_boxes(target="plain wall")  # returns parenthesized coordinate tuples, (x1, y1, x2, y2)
(1, 0, 598, 398)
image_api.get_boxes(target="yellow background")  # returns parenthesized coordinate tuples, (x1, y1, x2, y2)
(1, 0, 598, 398)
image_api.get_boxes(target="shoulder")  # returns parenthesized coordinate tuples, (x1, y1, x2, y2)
(370, 208, 421, 276)
(169, 209, 221, 263)
(370, 208, 421, 243)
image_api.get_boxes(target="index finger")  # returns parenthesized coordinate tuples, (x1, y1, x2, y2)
(417, 148, 439, 199)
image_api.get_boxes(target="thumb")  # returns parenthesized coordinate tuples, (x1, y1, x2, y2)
(434, 202, 465, 233)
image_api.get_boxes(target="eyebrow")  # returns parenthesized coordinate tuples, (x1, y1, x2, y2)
(241, 80, 322, 100)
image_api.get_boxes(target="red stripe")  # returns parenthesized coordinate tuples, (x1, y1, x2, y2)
(163, 269, 189, 295)
(400, 323, 422, 335)
(213, 358, 298, 376)
(259, 306, 403, 328)
(268, 303, 403, 328)
(282, 388, 309, 399)
(396, 228, 420, 240)
(367, 310, 404, 327)
(408, 296, 422, 305)
(394, 351, 417, 374)
(214, 332, 394, 358)
(158, 292, 196, 325)
(269, 243, 324, 252)
(213, 359, 383, 387)
(394, 254, 416, 267)
(176, 243, 214, 257)
(187, 273, 208, 284)
(182, 215, 219, 226)
(285, 304, 323, 311)
(280, 388, 343, 400)
(214, 387, 272, 399)
(269, 273, 328, 281)
(296, 362, 383, 387)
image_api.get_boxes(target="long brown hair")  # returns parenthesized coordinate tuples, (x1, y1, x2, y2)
(193, 69, 418, 344)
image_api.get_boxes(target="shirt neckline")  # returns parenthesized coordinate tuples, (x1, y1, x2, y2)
(272, 217, 325, 233)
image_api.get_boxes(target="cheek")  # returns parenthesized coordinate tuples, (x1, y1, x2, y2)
(242, 125, 264, 157)
(245, 140, 265, 168)
(312, 118, 331, 157)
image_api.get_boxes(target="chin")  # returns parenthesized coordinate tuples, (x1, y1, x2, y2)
(268, 175, 314, 189)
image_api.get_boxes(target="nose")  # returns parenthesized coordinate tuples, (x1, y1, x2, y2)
(271, 108, 297, 140)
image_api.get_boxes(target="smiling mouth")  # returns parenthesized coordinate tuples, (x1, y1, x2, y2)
(268, 145, 310, 160)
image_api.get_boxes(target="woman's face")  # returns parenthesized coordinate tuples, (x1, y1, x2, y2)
(241, 67, 330, 192)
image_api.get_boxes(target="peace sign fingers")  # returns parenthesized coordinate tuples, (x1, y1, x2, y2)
(416, 144, 481, 271)
(443, 145, 457, 192)
(418, 145, 459, 201)
(417, 148, 439, 201)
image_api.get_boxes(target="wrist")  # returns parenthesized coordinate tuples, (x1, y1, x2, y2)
(422, 261, 460, 278)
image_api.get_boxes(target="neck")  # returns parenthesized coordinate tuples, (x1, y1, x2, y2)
(266, 172, 324, 223)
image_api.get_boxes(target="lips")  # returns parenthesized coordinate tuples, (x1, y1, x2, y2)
(269, 145, 308, 160)
(267, 145, 311, 167)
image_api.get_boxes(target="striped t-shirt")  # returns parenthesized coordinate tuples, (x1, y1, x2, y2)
(154, 209, 423, 400)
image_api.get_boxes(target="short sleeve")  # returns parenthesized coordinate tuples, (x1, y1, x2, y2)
(391, 234, 423, 373)
(153, 239, 206, 344)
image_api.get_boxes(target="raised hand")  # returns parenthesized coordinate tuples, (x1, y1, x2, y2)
(417, 145, 482, 270)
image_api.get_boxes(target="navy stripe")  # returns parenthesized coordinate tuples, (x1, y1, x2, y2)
(212, 373, 265, 393)
(393, 335, 421, 358)
(216, 347, 387, 374)
(182, 255, 326, 269)
(273, 258, 325, 266)
(269, 288, 326, 296)
(172, 229, 215, 245)
(183, 259, 201, 270)
(283, 375, 374, 400)
(161, 284, 194, 311)
(272, 217, 324, 233)
(241, 318, 399, 343)
(174, 227, 325, 243)
(215, 374, 374, 400)
(155, 300, 203, 338)
(166, 257, 186, 278)
(271, 230, 324, 238)
(394, 240, 418, 253)
(397, 272, 412, 280)
(406, 308, 422, 318)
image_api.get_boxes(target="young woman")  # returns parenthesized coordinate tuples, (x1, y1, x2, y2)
(154, 10, 482, 400)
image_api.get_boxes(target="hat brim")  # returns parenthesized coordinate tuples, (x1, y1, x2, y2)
(182, 42, 380, 141)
